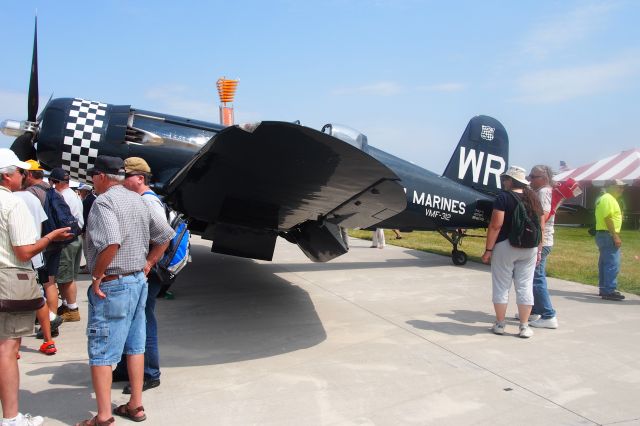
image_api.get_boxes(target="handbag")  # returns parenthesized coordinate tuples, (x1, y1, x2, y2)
(0, 267, 45, 312)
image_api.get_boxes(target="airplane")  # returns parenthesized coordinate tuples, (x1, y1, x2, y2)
(2, 20, 509, 266)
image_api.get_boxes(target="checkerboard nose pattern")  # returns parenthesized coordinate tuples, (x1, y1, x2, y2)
(62, 98, 107, 181)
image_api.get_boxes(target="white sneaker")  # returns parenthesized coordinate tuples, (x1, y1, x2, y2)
(529, 316, 558, 329)
(2, 413, 44, 426)
(514, 312, 541, 321)
(519, 324, 534, 338)
(492, 321, 506, 335)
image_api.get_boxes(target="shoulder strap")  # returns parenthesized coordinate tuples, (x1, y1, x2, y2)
(142, 191, 170, 221)
(142, 190, 160, 198)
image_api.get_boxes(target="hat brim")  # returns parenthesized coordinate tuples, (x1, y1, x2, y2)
(501, 173, 529, 186)
(16, 160, 32, 170)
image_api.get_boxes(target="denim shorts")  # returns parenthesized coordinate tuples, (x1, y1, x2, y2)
(86, 272, 147, 366)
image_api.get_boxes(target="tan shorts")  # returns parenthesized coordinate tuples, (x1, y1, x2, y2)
(0, 311, 36, 339)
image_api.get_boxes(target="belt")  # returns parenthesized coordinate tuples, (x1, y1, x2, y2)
(595, 230, 610, 233)
(102, 271, 138, 282)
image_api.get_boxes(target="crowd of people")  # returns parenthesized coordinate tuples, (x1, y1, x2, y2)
(0, 151, 630, 424)
(482, 165, 628, 339)
(0, 151, 174, 426)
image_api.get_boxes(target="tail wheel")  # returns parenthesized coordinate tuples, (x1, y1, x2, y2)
(452, 250, 467, 266)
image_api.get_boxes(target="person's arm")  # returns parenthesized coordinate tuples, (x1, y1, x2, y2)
(90, 244, 120, 299)
(482, 209, 504, 264)
(12, 227, 73, 262)
(144, 240, 171, 276)
(604, 216, 622, 248)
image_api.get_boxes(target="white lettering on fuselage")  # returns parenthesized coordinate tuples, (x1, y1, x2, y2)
(412, 190, 466, 215)
(457, 147, 506, 188)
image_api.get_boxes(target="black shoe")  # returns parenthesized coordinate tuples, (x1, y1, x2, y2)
(601, 290, 625, 301)
(112, 371, 129, 383)
(122, 377, 160, 394)
(36, 327, 59, 339)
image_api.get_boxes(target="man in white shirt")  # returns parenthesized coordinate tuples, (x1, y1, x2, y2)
(49, 167, 84, 322)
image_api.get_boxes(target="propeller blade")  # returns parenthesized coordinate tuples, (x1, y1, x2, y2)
(10, 132, 37, 161)
(27, 16, 39, 123)
(36, 93, 53, 122)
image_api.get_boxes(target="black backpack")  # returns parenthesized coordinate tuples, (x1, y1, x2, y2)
(507, 191, 541, 248)
(42, 188, 82, 245)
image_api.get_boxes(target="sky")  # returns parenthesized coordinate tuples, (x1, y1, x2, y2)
(1, 0, 639, 174)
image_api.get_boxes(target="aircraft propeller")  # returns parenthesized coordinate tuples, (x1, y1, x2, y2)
(9, 16, 39, 161)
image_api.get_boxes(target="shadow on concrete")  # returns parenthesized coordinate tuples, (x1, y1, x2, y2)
(156, 245, 327, 367)
(549, 288, 640, 305)
(407, 310, 496, 336)
(21, 362, 94, 425)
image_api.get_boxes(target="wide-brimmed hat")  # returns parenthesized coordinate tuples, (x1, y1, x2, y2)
(501, 165, 529, 186)
(124, 157, 151, 174)
(0, 149, 31, 170)
(87, 155, 125, 176)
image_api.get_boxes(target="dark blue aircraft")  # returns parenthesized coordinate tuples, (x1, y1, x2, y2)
(2, 21, 508, 266)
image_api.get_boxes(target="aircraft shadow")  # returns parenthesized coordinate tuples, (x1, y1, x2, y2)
(154, 245, 327, 367)
(271, 248, 490, 273)
(406, 310, 496, 336)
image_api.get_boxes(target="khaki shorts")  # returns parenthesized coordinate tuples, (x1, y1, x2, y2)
(57, 238, 82, 284)
(0, 311, 36, 339)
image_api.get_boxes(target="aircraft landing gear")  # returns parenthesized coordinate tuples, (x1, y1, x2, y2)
(452, 249, 467, 266)
(438, 229, 468, 266)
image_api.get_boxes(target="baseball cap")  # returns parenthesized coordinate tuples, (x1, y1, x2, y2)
(25, 159, 45, 171)
(49, 167, 70, 182)
(87, 155, 125, 176)
(124, 157, 151, 174)
(0, 148, 31, 170)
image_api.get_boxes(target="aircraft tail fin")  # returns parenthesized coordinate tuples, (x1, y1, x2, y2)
(441, 115, 508, 195)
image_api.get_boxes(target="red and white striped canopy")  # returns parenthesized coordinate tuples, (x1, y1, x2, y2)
(555, 148, 640, 186)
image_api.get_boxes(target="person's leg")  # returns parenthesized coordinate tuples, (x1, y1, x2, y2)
(513, 248, 536, 324)
(126, 353, 145, 414)
(90, 365, 114, 422)
(144, 279, 162, 380)
(491, 241, 513, 322)
(0, 338, 20, 419)
(42, 279, 59, 315)
(597, 233, 618, 294)
(532, 246, 556, 318)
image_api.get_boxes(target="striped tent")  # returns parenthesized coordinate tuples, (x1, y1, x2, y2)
(555, 148, 640, 186)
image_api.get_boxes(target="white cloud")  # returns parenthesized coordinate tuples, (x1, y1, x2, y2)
(416, 83, 465, 92)
(331, 81, 404, 96)
(522, 2, 615, 59)
(514, 56, 640, 103)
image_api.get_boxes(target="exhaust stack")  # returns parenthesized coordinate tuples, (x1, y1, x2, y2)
(216, 78, 239, 126)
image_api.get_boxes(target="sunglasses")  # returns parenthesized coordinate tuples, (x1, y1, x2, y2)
(125, 173, 144, 179)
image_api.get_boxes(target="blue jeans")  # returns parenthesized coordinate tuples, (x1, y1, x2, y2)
(114, 277, 162, 380)
(86, 273, 147, 366)
(532, 246, 556, 319)
(596, 232, 620, 294)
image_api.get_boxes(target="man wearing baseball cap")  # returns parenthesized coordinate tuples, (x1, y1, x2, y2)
(594, 179, 627, 301)
(49, 167, 84, 322)
(0, 149, 72, 426)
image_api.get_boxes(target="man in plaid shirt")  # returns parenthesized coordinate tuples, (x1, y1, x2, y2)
(77, 156, 174, 426)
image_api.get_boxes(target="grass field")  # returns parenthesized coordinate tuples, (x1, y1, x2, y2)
(350, 227, 640, 295)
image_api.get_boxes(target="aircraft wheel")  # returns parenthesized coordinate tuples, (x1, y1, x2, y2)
(452, 250, 467, 266)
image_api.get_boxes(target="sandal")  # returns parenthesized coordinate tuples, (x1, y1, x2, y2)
(114, 403, 147, 422)
(75, 416, 115, 426)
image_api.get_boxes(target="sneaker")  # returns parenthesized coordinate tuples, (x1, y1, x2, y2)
(60, 308, 80, 322)
(1, 412, 44, 426)
(56, 304, 69, 316)
(491, 321, 506, 335)
(123, 377, 161, 394)
(514, 312, 541, 321)
(35, 327, 59, 340)
(39, 340, 57, 356)
(529, 316, 558, 329)
(519, 324, 534, 338)
(601, 290, 625, 301)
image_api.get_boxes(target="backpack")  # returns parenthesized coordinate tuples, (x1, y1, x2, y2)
(42, 188, 82, 245)
(507, 191, 541, 249)
(143, 191, 191, 282)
